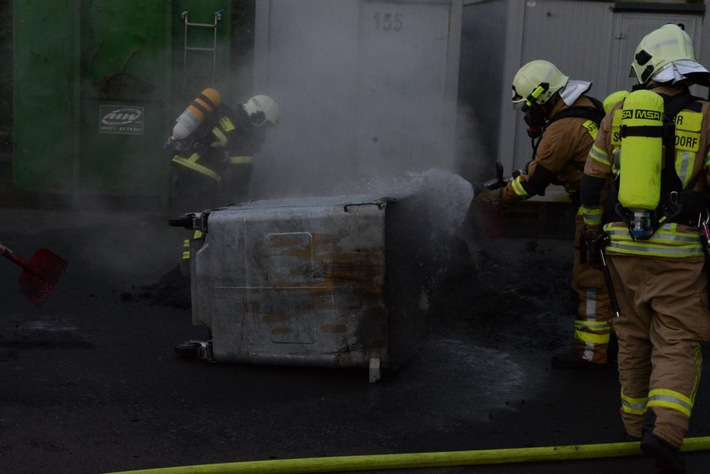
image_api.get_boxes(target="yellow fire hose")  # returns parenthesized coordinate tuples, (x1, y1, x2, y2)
(106, 436, 710, 474)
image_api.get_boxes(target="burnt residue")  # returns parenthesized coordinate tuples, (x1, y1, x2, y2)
(136, 264, 191, 309)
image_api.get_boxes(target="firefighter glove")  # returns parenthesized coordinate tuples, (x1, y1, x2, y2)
(473, 187, 504, 213)
(581, 225, 603, 268)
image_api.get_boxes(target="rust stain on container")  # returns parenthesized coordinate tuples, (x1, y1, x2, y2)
(321, 324, 348, 333)
(263, 314, 290, 324)
(267, 234, 310, 248)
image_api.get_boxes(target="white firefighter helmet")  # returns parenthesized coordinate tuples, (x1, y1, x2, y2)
(244, 95, 280, 126)
(630, 24, 698, 84)
(511, 60, 569, 108)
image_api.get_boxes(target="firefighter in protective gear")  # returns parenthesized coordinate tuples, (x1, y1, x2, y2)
(169, 92, 279, 211)
(474, 60, 614, 370)
(581, 23, 710, 473)
(168, 91, 279, 264)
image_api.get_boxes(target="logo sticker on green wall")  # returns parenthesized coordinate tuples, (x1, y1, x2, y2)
(99, 105, 145, 135)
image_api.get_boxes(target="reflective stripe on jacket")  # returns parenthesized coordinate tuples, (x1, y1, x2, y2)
(603, 222, 704, 258)
(172, 154, 221, 182)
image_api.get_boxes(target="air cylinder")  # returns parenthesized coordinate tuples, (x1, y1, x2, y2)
(617, 89, 665, 238)
(172, 88, 222, 140)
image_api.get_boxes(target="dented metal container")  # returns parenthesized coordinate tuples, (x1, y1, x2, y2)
(183, 194, 432, 381)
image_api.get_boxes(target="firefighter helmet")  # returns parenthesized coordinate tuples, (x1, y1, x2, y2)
(511, 60, 569, 108)
(244, 95, 280, 127)
(630, 24, 697, 85)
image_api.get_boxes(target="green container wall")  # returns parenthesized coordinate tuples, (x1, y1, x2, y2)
(79, 0, 171, 200)
(13, 0, 231, 206)
(13, 1, 77, 194)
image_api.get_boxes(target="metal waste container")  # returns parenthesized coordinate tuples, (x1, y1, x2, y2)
(172, 193, 435, 382)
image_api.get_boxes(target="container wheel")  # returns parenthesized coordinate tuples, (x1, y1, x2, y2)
(174, 340, 202, 358)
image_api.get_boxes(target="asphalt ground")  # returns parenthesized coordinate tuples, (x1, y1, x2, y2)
(1, 205, 710, 474)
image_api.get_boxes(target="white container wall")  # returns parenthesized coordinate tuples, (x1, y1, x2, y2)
(251, 0, 463, 199)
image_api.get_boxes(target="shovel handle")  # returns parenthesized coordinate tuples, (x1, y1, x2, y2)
(0, 243, 35, 273)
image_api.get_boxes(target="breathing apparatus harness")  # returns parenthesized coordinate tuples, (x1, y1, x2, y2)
(520, 84, 604, 199)
(523, 81, 604, 150)
(610, 90, 708, 240)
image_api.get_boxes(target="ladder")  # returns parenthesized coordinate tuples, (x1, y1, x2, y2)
(181, 10, 223, 92)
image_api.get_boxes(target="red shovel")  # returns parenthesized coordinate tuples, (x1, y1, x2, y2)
(0, 242, 68, 307)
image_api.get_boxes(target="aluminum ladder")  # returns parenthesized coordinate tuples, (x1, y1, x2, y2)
(181, 10, 223, 92)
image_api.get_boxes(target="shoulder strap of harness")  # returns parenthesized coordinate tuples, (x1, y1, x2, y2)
(547, 96, 605, 126)
(531, 96, 604, 163)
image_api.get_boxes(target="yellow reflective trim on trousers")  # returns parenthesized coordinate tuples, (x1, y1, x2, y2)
(574, 318, 610, 346)
(621, 390, 648, 415)
(575, 320, 609, 330)
(604, 224, 704, 257)
(648, 389, 693, 417)
(229, 155, 254, 164)
(182, 230, 203, 261)
(574, 330, 610, 345)
(589, 144, 610, 167)
(584, 287, 599, 318)
(182, 239, 190, 261)
(582, 206, 603, 226)
(705, 149, 710, 168)
(511, 176, 529, 198)
(172, 155, 221, 182)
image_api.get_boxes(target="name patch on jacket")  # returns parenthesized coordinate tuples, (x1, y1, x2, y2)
(674, 111, 702, 152)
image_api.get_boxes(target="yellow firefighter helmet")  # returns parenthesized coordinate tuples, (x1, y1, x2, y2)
(511, 60, 569, 108)
(630, 24, 696, 85)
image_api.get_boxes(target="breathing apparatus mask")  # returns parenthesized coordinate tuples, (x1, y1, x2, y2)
(520, 83, 550, 139)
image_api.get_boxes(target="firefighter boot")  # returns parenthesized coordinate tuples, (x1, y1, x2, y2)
(640, 434, 685, 474)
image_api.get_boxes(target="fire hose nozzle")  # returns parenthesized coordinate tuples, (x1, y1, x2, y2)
(168, 212, 209, 232)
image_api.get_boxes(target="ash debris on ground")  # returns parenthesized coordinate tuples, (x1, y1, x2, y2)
(437, 234, 574, 353)
(134, 264, 191, 309)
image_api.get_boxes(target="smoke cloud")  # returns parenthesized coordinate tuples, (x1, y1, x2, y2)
(248, 0, 462, 201)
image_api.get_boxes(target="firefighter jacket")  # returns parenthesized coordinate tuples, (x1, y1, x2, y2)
(171, 104, 266, 185)
(501, 96, 600, 206)
(581, 85, 710, 259)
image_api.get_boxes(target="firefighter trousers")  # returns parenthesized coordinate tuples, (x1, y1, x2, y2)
(607, 254, 710, 448)
(571, 212, 614, 363)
